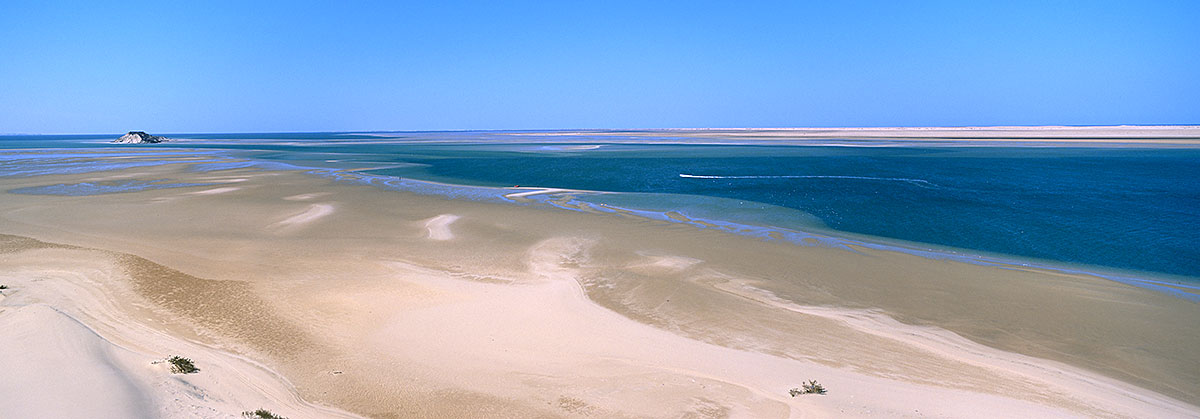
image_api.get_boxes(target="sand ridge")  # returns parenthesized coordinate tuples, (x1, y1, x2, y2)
(0, 304, 155, 418)
(0, 239, 359, 418)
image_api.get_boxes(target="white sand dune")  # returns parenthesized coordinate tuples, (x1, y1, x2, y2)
(0, 304, 154, 419)
(0, 249, 359, 419)
(366, 238, 1114, 418)
(424, 214, 460, 240)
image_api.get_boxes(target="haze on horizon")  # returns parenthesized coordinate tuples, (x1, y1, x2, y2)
(1, 0, 1197, 134)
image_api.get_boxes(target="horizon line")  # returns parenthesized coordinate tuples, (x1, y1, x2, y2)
(5, 124, 1200, 136)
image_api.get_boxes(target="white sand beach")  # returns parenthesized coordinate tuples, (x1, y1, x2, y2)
(0, 245, 358, 419)
(0, 154, 1197, 418)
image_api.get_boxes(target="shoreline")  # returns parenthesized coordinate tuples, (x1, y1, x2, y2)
(107, 144, 1187, 294)
(501, 126, 1200, 141)
(311, 162, 1178, 302)
(7, 125, 1200, 150)
(5, 144, 1198, 299)
(10, 141, 1184, 285)
(1, 146, 1198, 417)
(5, 143, 1197, 298)
(330, 163, 1200, 299)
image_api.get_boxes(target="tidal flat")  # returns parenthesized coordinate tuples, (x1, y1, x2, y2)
(0, 131, 1198, 418)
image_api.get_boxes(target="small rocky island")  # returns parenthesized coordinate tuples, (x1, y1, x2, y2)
(113, 131, 168, 144)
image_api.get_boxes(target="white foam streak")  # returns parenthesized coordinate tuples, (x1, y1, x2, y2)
(679, 173, 935, 186)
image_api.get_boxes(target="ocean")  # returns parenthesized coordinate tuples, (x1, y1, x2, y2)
(3, 132, 1198, 281)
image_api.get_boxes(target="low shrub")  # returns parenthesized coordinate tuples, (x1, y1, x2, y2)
(790, 380, 827, 396)
(243, 409, 287, 419)
(802, 380, 827, 395)
(167, 356, 199, 374)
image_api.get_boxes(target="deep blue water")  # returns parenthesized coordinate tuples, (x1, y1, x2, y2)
(370, 145, 1200, 279)
(3, 133, 1198, 279)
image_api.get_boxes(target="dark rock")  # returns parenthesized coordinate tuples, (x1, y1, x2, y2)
(113, 131, 168, 144)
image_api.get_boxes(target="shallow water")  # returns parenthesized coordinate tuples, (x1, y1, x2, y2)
(3, 132, 1198, 280)
(428, 146, 1200, 279)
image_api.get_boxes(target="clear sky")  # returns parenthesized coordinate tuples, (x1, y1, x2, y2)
(1, 0, 1197, 133)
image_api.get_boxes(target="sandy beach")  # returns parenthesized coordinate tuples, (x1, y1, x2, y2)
(5, 0, 1199, 412)
(1, 151, 1198, 418)
(500, 126, 1200, 147)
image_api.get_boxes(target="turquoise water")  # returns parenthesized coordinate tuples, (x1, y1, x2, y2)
(380, 145, 1200, 281)
(3, 132, 1198, 282)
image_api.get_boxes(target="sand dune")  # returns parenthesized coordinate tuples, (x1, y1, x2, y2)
(0, 245, 359, 419)
(355, 237, 1191, 418)
(0, 304, 153, 418)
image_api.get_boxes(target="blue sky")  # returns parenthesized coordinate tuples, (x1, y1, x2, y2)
(1, 0, 1197, 133)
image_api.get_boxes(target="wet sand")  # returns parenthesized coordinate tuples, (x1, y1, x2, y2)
(1, 154, 1198, 417)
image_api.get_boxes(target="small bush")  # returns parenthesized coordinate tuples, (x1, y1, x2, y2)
(804, 380, 826, 394)
(167, 356, 199, 374)
(243, 409, 287, 419)
(790, 380, 827, 396)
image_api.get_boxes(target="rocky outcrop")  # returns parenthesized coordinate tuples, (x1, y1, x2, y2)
(113, 131, 168, 144)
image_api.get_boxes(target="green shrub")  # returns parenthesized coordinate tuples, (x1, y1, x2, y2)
(167, 356, 199, 374)
(243, 409, 287, 419)
(802, 380, 826, 395)
(790, 380, 827, 396)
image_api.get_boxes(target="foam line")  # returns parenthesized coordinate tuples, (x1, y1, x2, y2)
(679, 173, 936, 186)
